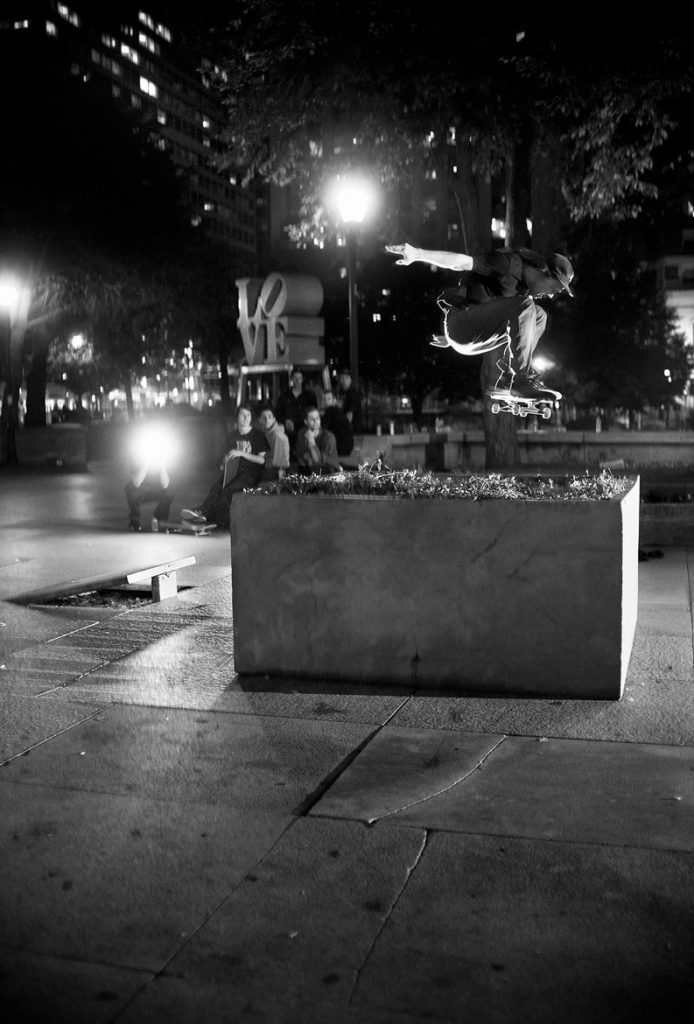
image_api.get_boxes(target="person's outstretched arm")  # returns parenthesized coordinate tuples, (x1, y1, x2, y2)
(385, 242, 473, 272)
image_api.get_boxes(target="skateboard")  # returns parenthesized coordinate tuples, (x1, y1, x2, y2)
(158, 520, 218, 537)
(486, 388, 557, 420)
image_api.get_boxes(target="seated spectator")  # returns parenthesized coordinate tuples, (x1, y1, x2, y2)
(181, 405, 269, 528)
(338, 368, 364, 431)
(320, 391, 353, 457)
(258, 402, 290, 480)
(276, 368, 318, 457)
(295, 406, 341, 475)
(125, 454, 173, 532)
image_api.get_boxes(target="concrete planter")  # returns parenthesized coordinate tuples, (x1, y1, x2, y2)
(231, 477, 640, 700)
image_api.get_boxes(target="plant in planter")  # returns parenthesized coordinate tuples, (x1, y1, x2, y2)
(231, 469, 640, 700)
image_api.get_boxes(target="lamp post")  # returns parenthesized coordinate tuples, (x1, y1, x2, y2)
(334, 177, 374, 392)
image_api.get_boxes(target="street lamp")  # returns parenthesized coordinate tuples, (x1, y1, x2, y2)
(332, 176, 375, 391)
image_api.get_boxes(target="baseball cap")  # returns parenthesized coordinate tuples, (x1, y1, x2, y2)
(547, 253, 574, 297)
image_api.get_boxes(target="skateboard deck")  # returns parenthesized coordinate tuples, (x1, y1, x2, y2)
(158, 520, 218, 536)
(486, 389, 557, 420)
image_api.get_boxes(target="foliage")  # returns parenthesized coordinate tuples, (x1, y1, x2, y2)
(545, 223, 692, 415)
(252, 467, 632, 501)
(203, 4, 693, 243)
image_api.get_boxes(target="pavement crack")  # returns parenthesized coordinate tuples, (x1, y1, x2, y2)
(294, 694, 414, 817)
(368, 734, 508, 824)
(348, 828, 429, 1007)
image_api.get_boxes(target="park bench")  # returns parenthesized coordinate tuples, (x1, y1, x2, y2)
(17, 555, 196, 605)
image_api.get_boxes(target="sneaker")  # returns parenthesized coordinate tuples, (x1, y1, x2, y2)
(492, 371, 561, 402)
(129, 519, 141, 532)
(518, 371, 562, 401)
(181, 508, 207, 525)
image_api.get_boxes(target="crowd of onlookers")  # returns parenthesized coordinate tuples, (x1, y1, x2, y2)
(125, 368, 363, 531)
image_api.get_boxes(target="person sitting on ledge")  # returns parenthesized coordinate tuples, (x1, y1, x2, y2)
(295, 406, 341, 475)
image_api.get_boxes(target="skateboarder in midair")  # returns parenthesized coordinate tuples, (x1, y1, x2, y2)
(385, 242, 574, 405)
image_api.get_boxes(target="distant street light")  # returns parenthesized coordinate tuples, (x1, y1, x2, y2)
(332, 176, 375, 391)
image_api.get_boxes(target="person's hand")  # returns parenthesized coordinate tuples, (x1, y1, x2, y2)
(430, 335, 450, 349)
(306, 429, 319, 446)
(385, 242, 417, 266)
(285, 418, 294, 433)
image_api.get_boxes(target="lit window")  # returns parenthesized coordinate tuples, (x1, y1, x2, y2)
(138, 31, 159, 54)
(14, 20, 29, 29)
(204, 202, 214, 212)
(139, 11, 155, 30)
(112, 84, 121, 98)
(157, 109, 166, 125)
(121, 43, 139, 64)
(46, 20, 57, 35)
(57, 4, 79, 27)
(155, 22, 171, 42)
(157, 138, 166, 150)
(91, 49, 101, 64)
(139, 76, 158, 98)
(202, 116, 210, 129)
(101, 33, 116, 48)
(131, 93, 142, 108)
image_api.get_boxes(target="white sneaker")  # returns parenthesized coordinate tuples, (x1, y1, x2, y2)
(181, 508, 207, 525)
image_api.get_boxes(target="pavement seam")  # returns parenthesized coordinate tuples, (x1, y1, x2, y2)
(348, 827, 429, 1009)
(0, 703, 114, 767)
(365, 734, 509, 825)
(687, 548, 694, 668)
(111, 817, 303, 1022)
(293, 694, 415, 817)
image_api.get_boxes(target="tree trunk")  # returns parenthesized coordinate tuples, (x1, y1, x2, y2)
(24, 332, 49, 427)
(124, 376, 135, 419)
(481, 351, 519, 470)
(455, 138, 493, 254)
(1, 309, 28, 464)
(505, 134, 532, 250)
(217, 335, 232, 416)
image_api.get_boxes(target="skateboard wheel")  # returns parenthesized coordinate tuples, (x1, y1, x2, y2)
(511, 405, 520, 416)
(491, 402, 500, 414)
(542, 409, 551, 420)
(519, 408, 528, 417)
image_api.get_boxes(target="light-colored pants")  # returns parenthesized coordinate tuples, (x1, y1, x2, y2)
(442, 295, 547, 371)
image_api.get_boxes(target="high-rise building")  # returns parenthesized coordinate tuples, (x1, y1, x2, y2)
(0, 0, 257, 265)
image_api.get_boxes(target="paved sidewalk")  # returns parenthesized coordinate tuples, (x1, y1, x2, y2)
(1, 467, 693, 1023)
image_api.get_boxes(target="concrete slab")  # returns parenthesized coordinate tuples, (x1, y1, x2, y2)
(313, 728, 694, 850)
(0, 781, 288, 971)
(119, 817, 425, 1021)
(392, 678, 694, 747)
(0, 694, 107, 764)
(1, 704, 371, 808)
(309, 727, 504, 823)
(349, 832, 694, 1024)
(638, 548, 691, 607)
(0, 948, 153, 1024)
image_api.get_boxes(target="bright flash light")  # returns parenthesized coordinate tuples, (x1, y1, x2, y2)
(0, 277, 20, 310)
(533, 356, 555, 373)
(129, 423, 179, 467)
(70, 333, 85, 350)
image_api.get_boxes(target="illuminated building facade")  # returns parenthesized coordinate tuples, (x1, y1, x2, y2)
(0, 0, 257, 264)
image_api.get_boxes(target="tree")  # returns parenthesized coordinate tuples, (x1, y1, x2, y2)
(201, 3, 694, 464)
(547, 223, 691, 427)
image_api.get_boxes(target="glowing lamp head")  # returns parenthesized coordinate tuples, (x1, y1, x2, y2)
(330, 176, 376, 225)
